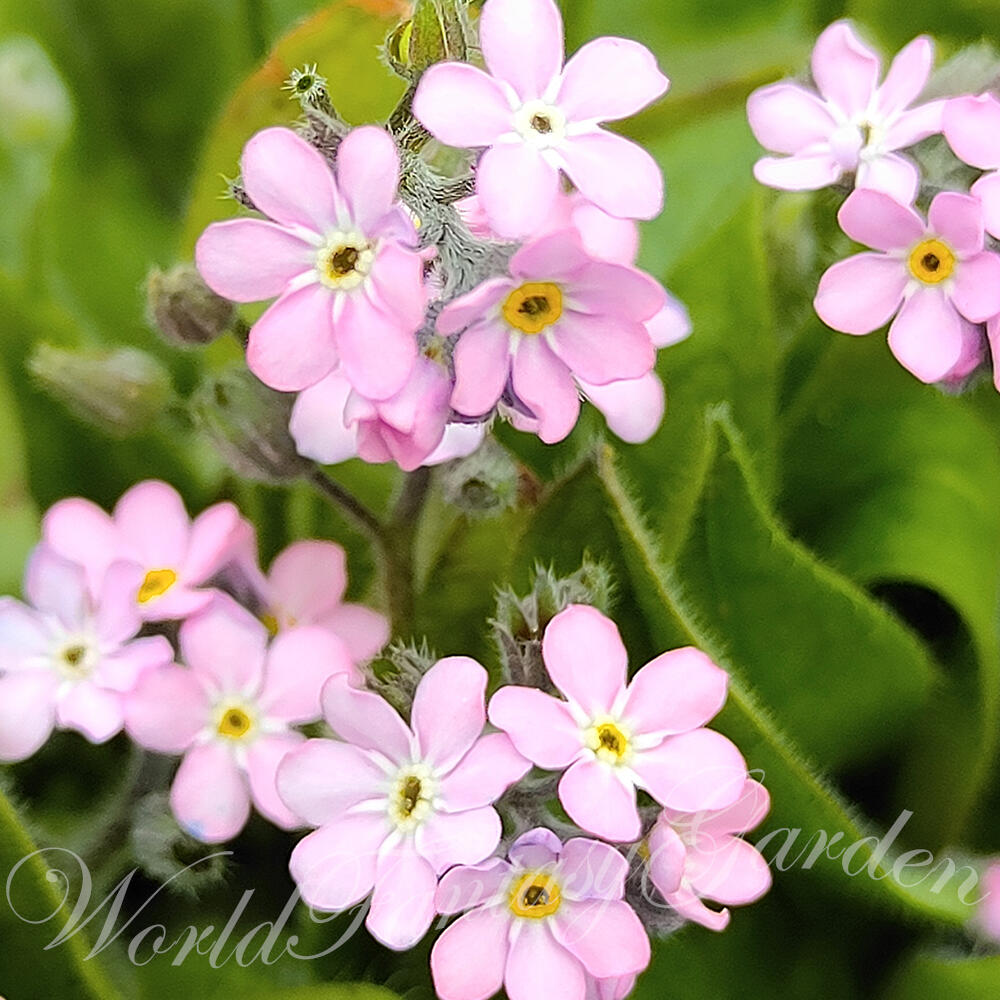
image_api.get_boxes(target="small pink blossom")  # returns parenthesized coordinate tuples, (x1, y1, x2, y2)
(42, 480, 241, 622)
(0, 545, 172, 761)
(489, 605, 747, 842)
(125, 596, 357, 843)
(437, 231, 664, 444)
(276, 657, 530, 950)
(647, 778, 772, 932)
(196, 126, 427, 398)
(431, 828, 650, 1000)
(943, 93, 1000, 240)
(977, 861, 1000, 942)
(747, 21, 944, 202)
(814, 188, 1000, 382)
(413, 0, 669, 237)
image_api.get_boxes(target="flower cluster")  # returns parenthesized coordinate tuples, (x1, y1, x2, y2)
(748, 19, 1000, 389)
(194, 0, 689, 474)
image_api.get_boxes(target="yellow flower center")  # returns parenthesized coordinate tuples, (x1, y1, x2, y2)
(583, 719, 632, 765)
(261, 613, 280, 637)
(508, 872, 563, 919)
(502, 282, 563, 335)
(908, 238, 955, 285)
(56, 640, 94, 679)
(137, 568, 177, 604)
(388, 765, 436, 831)
(317, 233, 374, 291)
(217, 706, 254, 740)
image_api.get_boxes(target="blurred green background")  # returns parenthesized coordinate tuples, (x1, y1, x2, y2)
(3, 0, 1000, 997)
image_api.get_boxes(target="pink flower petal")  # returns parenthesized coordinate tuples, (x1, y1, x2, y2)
(436, 857, 512, 914)
(646, 821, 686, 897)
(183, 502, 241, 584)
(883, 101, 945, 152)
(645, 294, 691, 348)
(437, 733, 530, 812)
(512, 335, 580, 444)
(477, 142, 561, 240)
(876, 36, 933, 117)
(431, 905, 510, 1000)
(570, 200, 639, 265)
(558, 131, 663, 221)
(415, 806, 502, 874)
(179, 598, 267, 696)
(558, 838, 629, 902)
(246, 732, 305, 830)
(813, 253, 907, 335)
(437, 278, 513, 336)
(195, 219, 313, 303)
(413, 63, 514, 147)
(56, 681, 123, 742)
(488, 687, 580, 769)
(837, 188, 924, 251)
(412, 656, 487, 770)
(247, 283, 338, 392)
(557, 38, 668, 122)
(42, 498, 119, 591)
(276, 738, 386, 826)
(451, 322, 512, 417)
(633, 729, 747, 813)
(240, 127, 339, 234)
(0, 599, 49, 673)
(623, 647, 728, 738)
(972, 171, 1000, 242)
(368, 243, 427, 330)
(321, 674, 412, 764)
(369, 839, 438, 949)
(559, 760, 640, 842)
(511, 229, 592, 283)
(548, 312, 655, 385)
(319, 603, 389, 663)
(0, 672, 57, 762)
(542, 605, 628, 714)
(94, 635, 172, 693)
(289, 816, 384, 910)
(505, 921, 586, 1000)
(551, 899, 650, 979)
(944, 93, 1000, 169)
(746, 82, 837, 153)
(579, 373, 665, 445)
(334, 293, 418, 401)
(423, 422, 488, 466)
(336, 126, 401, 233)
(113, 480, 189, 570)
(854, 152, 919, 205)
(24, 545, 88, 630)
(887, 288, 965, 382)
(170, 743, 251, 844)
(268, 539, 347, 624)
(690, 777, 772, 836)
(94, 562, 143, 645)
(928, 191, 984, 255)
(568, 262, 665, 322)
(811, 21, 879, 117)
(509, 828, 562, 869)
(951, 252, 1000, 323)
(663, 883, 730, 932)
(480, 0, 564, 102)
(686, 835, 772, 905)
(124, 665, 209, 753)
(289, 371, 358, 465)
(752, 152, 843, 190)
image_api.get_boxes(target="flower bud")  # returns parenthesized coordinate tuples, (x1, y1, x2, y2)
(191, 367, 311, 483)
(29, 344, 173, 438)
(386, 0, 473, 79)
(364, 639, 438, 716)
(146, 263, 235, 348)
(440, 437, 518, 517)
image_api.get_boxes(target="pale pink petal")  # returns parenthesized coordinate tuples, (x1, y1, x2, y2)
(623, 647, 728, 738)
(96, 636, 173, 693)
(0, 672, 58, 762)
(752, 152, 843, 190)
(241, 127, 338, 233)
(509, 828, 562, 869)
(247, 283, 338, 392)
(451, 322, 512, 417)
(691, 778, 772, 836)
(542, 605, 627, 713)
(663, 883, 730, 931)
(487, 686, 580, 769)
(245, 733, 305, 829)
(568, 262, 665, 322)
(369, 839, 438, 949)
(944, 94, 1000, 169)
(55, 681, 123, 742)
(972, 171, 1000, 242)
(558, 131, 663, 221)
(422, 422, 488, 466)
(480, 0, 564, 102)
(368, 243, 427, 330)
(877, 36, 933, 116)
(413, 63, 514, 147)
(580, 373, 665, 445)
(951, 252, 1000, 323)
(511, 230, 591, 282)
(929, 191, 985, 255)
(883, 100, 945, 151)
(437, 733, 531, 811)
(854, 152, 919, 204)
(124, 664, 209, 753)
(746, 82, 837, 153)
(171, 743, 251, 844)
(416, 806, 502, 874)
(989, 315, 1000, 394)
(505, 921, 586, 1000)
(336, 126, 400, 233)
(289, 372, 359, 465)
(551, 899, 650, 979)
(319, 603, 389, 662)
(24, 546, 88, 629)
(268, 539, 347, 624)
(887, 288, 965, 382)
(686, 836, 772, 905)
(321, 674, 412, 764)
(259, 628, 356, 724)
(437, 279, 513, 336)
(412, 656, 487, 770)
(183, 502, 241, 584)
(179, 598, 267, 695)
(633, 729, 747, 813)
(811, 21, 879, 117)
(558, 838, 629, 901)
(557, 38, 668, 122)
(195, 219, 313, 303)
(477, 142, 561, 240)
(570, 200, 639, 265)
(431, 906, 510, 1000)
(559, 760, 640, 842)
(0, 598, 49, 671)
(94, 561, 143, 645)
(549, 312, 654, 385)
(646, 821, 686, 897)
(113, 480, 188, 569)
(289, 816, 384, 910)
(334, 293, 417, 401)
(276, 738, 385, 826)
(837, 188, 924, 251)
(42, 497, 119, 589)
(511, 335, 580, 444)
(813, 253, 907, 334)
(435, 857, 512, 914)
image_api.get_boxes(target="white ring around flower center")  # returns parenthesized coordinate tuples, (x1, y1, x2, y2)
(514, 100, 567, 148)
(582, 715, 634, 767)
(316, 231, 375, 291)
(53, 636, 98, 680)
(388, 763, 437, 832)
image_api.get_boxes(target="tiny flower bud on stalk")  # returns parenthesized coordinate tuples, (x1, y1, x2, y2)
(146, 263, 236, 347)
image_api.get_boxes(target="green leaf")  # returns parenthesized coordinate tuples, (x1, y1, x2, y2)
(257, 987, 399, 1000)
(884, 954, 1000, 999)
